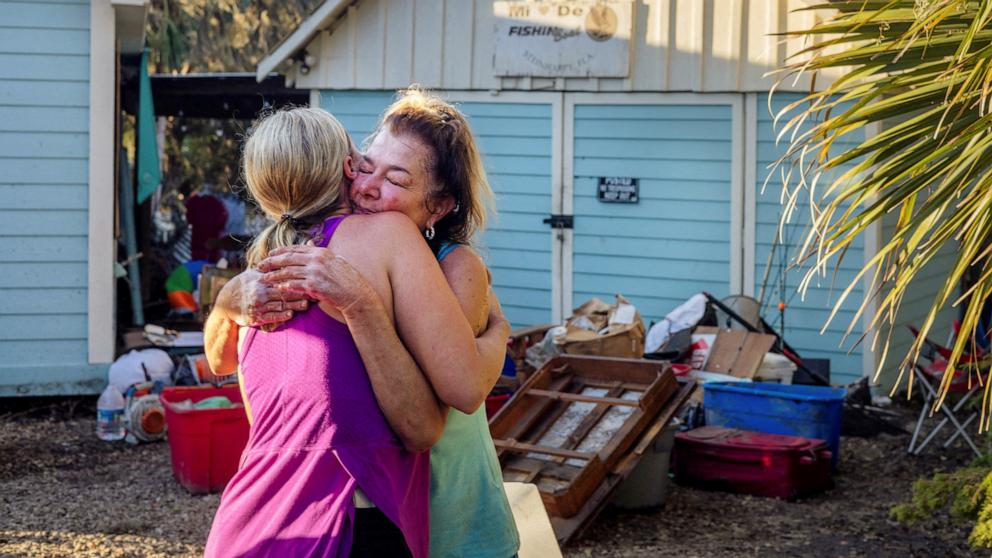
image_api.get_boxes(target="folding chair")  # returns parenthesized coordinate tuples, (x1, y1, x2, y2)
(906, 325, 986, 458)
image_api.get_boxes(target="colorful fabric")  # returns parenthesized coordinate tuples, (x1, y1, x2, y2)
(205, 216, 430, 558)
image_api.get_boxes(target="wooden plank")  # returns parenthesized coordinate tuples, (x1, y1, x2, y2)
(494, 440, 594, 461)
(526, 389, 642, 408)
(704, 329, 747, 373)
(732, 333, 777, 379)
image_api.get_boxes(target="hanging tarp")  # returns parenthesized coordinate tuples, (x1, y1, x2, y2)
(137, 49, 161, 204)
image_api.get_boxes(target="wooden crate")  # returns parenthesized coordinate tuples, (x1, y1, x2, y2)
(489, 355, 677, 518)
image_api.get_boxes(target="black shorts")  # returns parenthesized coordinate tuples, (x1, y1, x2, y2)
(349, 507, 412, 558)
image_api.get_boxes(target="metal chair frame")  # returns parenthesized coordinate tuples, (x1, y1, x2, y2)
(907, 363, 982, 458)
(906, 325, 984, 458)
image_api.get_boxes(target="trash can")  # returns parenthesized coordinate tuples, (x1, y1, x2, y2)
(610, 419, 680, 509)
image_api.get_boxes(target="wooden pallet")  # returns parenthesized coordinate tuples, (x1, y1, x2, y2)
(550, 379, 697, 545)
(489, 355, 677, 518)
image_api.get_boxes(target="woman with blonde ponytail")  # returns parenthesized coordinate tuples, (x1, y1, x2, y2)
(204, 107, 510, 558)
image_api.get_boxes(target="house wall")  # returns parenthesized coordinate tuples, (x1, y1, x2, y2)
(752, 93, 866, 386)
(0, 0, 107, 395)
(294, 0, 836, 93)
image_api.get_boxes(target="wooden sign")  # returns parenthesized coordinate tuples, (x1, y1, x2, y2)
(493, 1, 633, 77)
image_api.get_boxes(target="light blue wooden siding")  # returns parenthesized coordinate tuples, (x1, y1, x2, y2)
(572, 104, 734, 325)
(319, 91, 554, 327)
(0, 0, 98, 395)
(755, 94, 864, 384)
(460, 102, 553, 326)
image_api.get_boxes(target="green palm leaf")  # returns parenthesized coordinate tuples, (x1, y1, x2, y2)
(774, 0, 992, 424)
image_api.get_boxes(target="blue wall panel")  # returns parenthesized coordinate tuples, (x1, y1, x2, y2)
(0, 0, 93, 394)
(319, 91, 554, 328)
(755, 94, 865, 384)
(571, 103, 734, 324)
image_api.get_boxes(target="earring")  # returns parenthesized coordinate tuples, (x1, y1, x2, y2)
(453, 202, 461, 214)
(425, 226, 435, 240)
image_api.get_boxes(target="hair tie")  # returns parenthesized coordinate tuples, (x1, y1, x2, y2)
(280, 213, 301, 229)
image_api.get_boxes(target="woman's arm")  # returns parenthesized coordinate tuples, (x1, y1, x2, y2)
(377, 214, 510, 413)
(258, 241, 510, 449)
(259, 247, 450, 452)
(203, 270, 308, 375)
(260, 213, 510, 414)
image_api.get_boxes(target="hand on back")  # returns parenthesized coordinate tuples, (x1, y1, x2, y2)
(259, 243, 375, 315)
(234, 268, 310, 327)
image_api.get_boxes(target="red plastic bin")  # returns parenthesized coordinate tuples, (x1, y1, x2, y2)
(161, 385, 250, 494)
(673, 426, 832, 500)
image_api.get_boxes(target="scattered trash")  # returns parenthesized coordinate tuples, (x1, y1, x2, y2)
(645, 293, 707, 353)
(169, 395, 239, 410)
(559, 295, 645, 359)
(123, 388, 167, 444)
(525, 326, 567, 371)
(108, 348, 174, 393)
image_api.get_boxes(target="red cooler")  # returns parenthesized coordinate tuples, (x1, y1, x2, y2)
(162, 385, 250, 494)
(674, 426, 832, 500)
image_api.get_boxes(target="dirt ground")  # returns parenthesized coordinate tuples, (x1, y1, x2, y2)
(0, 398, 984, 558)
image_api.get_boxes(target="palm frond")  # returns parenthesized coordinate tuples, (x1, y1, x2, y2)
(774, 0, 992, 424)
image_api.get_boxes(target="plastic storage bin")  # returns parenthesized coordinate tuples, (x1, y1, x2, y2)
(674, 426, 832, 499)
(162, 385, 250, 494)
(703, 382, 845, 467)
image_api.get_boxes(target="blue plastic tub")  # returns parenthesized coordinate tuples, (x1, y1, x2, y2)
(704, 382, 846, 468)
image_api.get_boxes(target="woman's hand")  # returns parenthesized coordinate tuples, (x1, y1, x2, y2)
(217, 269, 309, 327)
(258, 244, 375, 314)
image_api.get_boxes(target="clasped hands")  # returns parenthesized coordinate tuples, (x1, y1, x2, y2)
(239, 243, 373, 328)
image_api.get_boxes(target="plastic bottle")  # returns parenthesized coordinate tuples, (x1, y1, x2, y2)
(96, 384, 126, 441)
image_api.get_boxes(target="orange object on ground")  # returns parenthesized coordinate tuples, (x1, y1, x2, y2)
(167, 290, 198, 312)
(162, 385, 249, 494)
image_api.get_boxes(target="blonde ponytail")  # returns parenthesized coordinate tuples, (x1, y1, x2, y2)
(243, 108, 352, 268)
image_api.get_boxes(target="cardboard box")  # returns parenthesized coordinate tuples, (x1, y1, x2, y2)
(560, 295, 645, 359)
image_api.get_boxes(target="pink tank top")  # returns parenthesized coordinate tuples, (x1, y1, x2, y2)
(205, 215, 430, 558)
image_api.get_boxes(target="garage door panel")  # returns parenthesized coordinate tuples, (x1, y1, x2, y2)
(571, 102, 734, 325)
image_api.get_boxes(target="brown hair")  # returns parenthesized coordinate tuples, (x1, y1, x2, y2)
(243, 107, 351, 268)
(377, 87, 495, 249)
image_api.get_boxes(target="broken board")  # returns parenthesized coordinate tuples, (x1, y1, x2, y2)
(704, 329, 776, 379)
(489, 355, 677, 519)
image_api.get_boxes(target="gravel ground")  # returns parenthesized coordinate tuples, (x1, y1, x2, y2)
(0, 398, 984, 557)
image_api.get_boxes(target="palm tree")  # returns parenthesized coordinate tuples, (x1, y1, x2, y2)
(773, 0, 992, 424)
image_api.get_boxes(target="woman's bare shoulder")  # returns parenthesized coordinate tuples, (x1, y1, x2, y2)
(439, 245, 487, 281)
(337, 212, 421, 245)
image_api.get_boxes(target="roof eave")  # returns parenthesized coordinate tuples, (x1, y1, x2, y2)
(255, 0, 353, 83)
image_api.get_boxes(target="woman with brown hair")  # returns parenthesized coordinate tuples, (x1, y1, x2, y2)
(206, 89, 520, 557)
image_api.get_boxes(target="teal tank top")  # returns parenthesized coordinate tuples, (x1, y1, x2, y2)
(430, 242, 520, 558)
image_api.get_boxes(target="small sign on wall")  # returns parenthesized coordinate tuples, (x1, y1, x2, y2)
(598, 177, 639, 203)
(493, 1, 633, 78)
